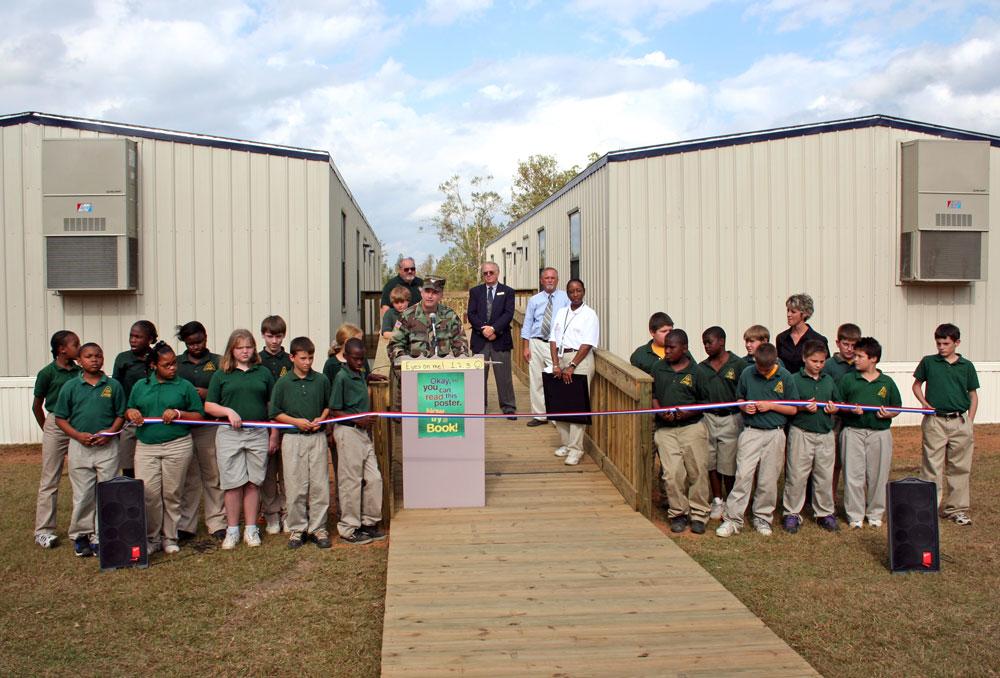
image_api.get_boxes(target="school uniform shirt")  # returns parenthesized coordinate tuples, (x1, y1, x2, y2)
(550, 304, 599, 353)
(821, 353, 855, 381)
(736, 364, 799, 430)
(206, 365, 275, 422)
(127, 375, 205, 445)
(176, 351, 221, 391)
(269, 369, 332, 434)
(329, 366, 370, 414)
(323, 355, 373, 385)
(34, 360, 81, 410)
(520, 290, 570, 341)
(112, 350, 150, 399)
(837, 370, 902, 431)
(630, 340, 665, 375)
(697, 351, 745, 415)
(652, 359, 705, 428)
(790, 370, 841, 433)
(260, 348, 293, 381)
(381, 307, 404, 334)
(52, 372, 126, 434)
(913, 354, 979, 414)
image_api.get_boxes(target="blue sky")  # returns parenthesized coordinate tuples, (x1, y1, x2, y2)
(3, 0, 999, 265)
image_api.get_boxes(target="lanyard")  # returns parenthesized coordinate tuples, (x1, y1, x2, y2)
(557, 305, 585, 356)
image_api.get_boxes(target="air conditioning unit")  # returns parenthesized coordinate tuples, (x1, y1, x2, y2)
(43, 138, 139, 291)
(899, 139, 989, 283)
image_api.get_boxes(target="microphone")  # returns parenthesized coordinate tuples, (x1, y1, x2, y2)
(428, 312, 438, 356)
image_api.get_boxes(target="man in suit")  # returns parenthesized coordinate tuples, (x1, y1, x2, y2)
(468, 261, 517, 420)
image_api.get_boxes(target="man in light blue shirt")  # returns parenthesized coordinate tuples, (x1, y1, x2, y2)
(521, 267, 570, 426)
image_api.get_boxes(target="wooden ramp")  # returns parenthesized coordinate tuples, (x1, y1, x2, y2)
(381, 377, 817, 677)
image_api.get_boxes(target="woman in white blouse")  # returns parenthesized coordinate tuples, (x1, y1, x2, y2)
(548, 278, 600, 465)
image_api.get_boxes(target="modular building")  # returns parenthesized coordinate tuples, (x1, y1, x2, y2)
(0, 112, 382, 443)
(485, 115, 999, 423)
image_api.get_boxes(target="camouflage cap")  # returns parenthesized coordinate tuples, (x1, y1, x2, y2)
(421, 275, 446, 292)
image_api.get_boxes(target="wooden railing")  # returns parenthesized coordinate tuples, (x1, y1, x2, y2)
(369, 380, 395, 524)
(512, 308, 654, 519)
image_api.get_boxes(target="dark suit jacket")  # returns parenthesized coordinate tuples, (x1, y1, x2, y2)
(468, 282, 515, 353)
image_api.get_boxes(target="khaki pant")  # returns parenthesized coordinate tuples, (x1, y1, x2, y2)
(783, 427, 836, 519)
(920, 415, 974, 516)
(118, 426, 137, 472)
(703, 412, 741, 476)
(654, 421, 711, 521)
(282, 433, 331, 534)
(136, 436, 194, 549)
(528, 337, 552, 421)
(724, 427, 785, 528)
(260, 447, 286, 523)
(553, 351, 595, 455)
(333, 424, 382, 538)
(841, 427, 893, 524)
(35, 414, 70, 537)
(68, 438, 119, 539)
(178, 425, 227, 534)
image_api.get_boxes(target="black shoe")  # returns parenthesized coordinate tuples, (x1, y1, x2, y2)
(690, 520, 706, 535)
(122, 468, 135, 479)
(177, 530, 197, 543)
(670, 516, 690, 533)
(314, 532, 332, 549)
(360, 525, 387, 542)
(526, 419, 546, 427)
(340, 531, 373, 545)
(74, 536, 93, 558)
(506, 414, 517, 421)
(287, 532, 304, 549)
(212, 529, 227, 540)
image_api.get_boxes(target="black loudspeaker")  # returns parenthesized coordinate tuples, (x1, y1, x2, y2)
(97, 476, 149, 571)
(888, 477, 939, 573)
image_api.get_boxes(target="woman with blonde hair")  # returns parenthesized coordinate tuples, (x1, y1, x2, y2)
(775, 293, 829, 374)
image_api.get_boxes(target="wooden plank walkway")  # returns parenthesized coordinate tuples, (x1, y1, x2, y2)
(381, 375, 817, 677)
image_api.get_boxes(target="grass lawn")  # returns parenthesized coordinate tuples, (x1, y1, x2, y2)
(0, 446, 386, 678)
(659, 424, 1000, 678)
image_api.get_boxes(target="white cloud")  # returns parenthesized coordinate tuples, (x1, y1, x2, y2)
(615, 51, 680, 69)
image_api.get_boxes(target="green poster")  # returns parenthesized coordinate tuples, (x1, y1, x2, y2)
(417, 372, 465, 438)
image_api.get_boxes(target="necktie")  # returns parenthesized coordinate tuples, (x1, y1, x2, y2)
(540, 294, 553, 339)
(486, 286, 494, 318)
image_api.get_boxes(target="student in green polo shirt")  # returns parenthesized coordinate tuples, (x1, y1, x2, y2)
(113, 320, 158, 478)
(630, 312, 673, 375)
(329, 338, 384, 545)
(838, 337, 901, 529)
(125, 342, 204, 555)
(912, 323, 980, 526)
(717, 343, 799, 538)
(782, 340, 841, 534)
(52, 343, 126, 558)
(821, 322, 861, 502)
(652, 329, 711, 535)
(271, 337, 333, 550)
(205, 329, 278, 550)
(31, 330, 80, 549)
(175, 321, 227, 542)
(259, 315, 291, 535)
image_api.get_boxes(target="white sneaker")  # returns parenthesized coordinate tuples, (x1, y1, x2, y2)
(564, 450, 585, 465)
(221, 529, 240, 550)
(716, 520, 740, 538)
(849, 521, 863, 529)
(554, 446, 569, 457)
(753, 518, 773, 536)
(244, 527, 262, 547)
(281, 519, 290, 534)
(164, 544, 180, 555)
(35, 533, 58, 549)
(710, 497, 725, 520)
(265, 517, 281, 535)
(868, 519, 883, 528)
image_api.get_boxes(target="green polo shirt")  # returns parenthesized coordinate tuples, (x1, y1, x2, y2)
(629, 341, 663, 375)
(34, 360, 82, 410)
(790, 370, 841, 433)
(838, 370, 902, 431)
(112, 350, 150, 399)
(913, 354, 979, 414)
(206, 365, 275, 421)
(323, 355, 373, 385)
(127, 376, 205, 444)
(652, 358, 705, 428)
(821, 353, 855, 381)
(176, 351, 221, 391)
(52, 373, 126, 434)
(270, 369, 331, 433)
(329, 366, 370, 414)
(737, 364, 799, 430)
(260, 348, 293, 381)
(382, 307, 403, 334)
(697, 351, 745, 415)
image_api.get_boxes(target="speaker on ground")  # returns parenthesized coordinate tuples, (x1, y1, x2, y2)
(887, 477, 939, 574)
(97, 476, 148, 571)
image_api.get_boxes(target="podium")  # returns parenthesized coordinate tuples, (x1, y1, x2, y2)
(400, 355, 486, 508)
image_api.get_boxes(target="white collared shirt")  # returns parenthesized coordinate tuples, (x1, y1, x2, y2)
(550, 303, 599, 353)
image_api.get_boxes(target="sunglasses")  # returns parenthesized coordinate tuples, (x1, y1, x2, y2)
(481, 270, 497, 276)
(401, 267, 416, 273)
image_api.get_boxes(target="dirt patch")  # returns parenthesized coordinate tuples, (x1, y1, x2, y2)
(0, 444, 42, 464)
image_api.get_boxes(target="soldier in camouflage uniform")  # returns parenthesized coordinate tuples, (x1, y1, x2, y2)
(389, 276, 470, 361)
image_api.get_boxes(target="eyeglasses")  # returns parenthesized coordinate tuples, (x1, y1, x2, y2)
(481, 270, 497, 276)
(401, 267, 416, 273)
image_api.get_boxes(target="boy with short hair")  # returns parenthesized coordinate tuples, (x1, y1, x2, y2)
(838, 337, 901, 528)
(630, 312, 674, 375)
(381, 286, 412, 341)
(821, 322, 861, 501)
(271, 337, 333, 549)
(697, 326, 745, 519)
(652, 329, 711, 534)
(259, 315, 291, 534)
(742, 325, 771, 369)
(783, 339, 841, 533)
(912, 323, 979, 526)
(52, 343, 126, 557)
(329, 337, 385, 545)
(717, 343, 799, 538)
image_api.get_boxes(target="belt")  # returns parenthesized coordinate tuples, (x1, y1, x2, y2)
(531, 336, 548, 341)
(747, 424, 784, 431)
(561, 348, 577, 354)
(935, 412, 966, 419)
(338, 420, 359, 428)
(657, 416, 703, 429)
(707, 410, 740, 417)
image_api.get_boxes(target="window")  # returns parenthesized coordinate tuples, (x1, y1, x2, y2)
(537, 228, 546, 276)
(569, 210, 581, 280)
(341, 211, 347, 310)
(356, 229, 361, 309)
